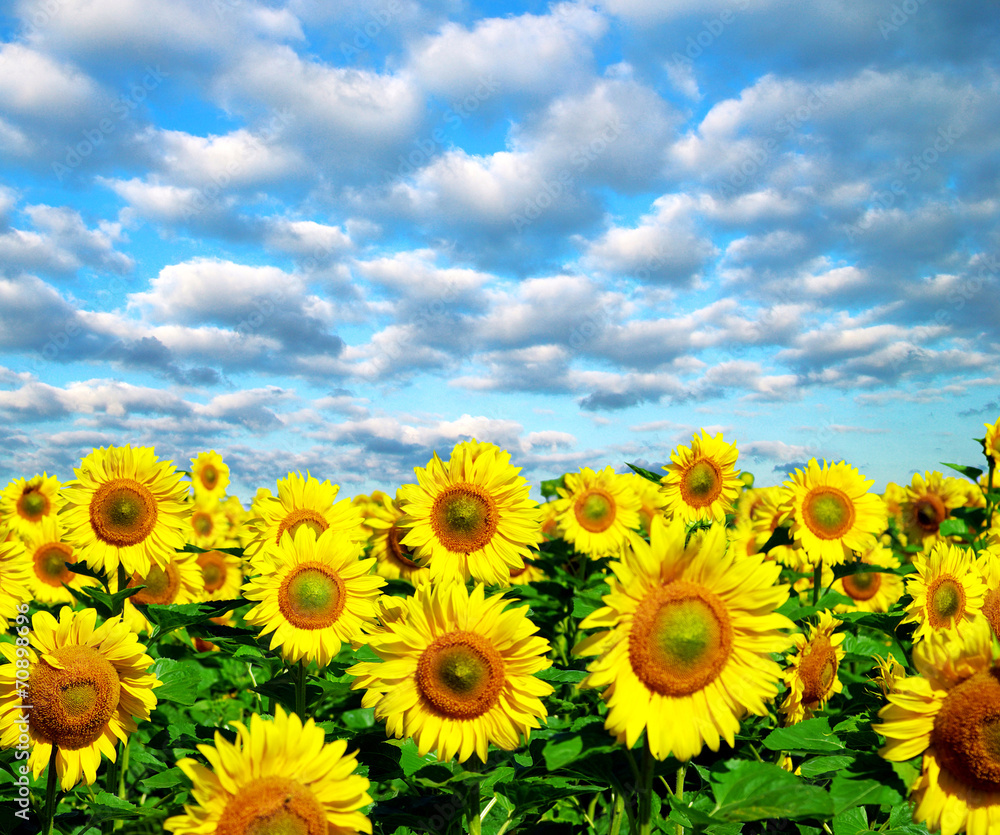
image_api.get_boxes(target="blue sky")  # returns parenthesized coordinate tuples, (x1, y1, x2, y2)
(0, 0, 997, 502)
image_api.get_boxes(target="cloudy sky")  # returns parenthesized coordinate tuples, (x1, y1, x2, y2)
(1, 0, 997, 502)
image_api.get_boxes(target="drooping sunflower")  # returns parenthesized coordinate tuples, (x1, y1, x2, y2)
(364, 491, 432, 586)
(0, 473, 62, 536)
(782, 459, 887, 566)
(189, 450, 230, 502)
(831, 544, 905, 614)
(348, 582, 553, 763)
(244, 525, 384, 668)
(573, 515, 794, 761)
(780, 611, 846, 725)
(19, 517, 99, 606)
(901, 471, 967, 552)
(0, 606, 159, 790)
(875, 622, 1000, 835)
(115, 551, 204, 633)
(60, 445, 191, 578)
(165, 705, 372, 835)
(552, 466, 640, 560)
(397, 440, 542, 585)
(660, 430, 741, 524)
(0, 538, 32, 630)
(245, 472, 366, 564)
(901, 541, 986, 643)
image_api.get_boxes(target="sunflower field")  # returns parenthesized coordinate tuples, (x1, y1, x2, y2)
(1, 424, 1000, 835)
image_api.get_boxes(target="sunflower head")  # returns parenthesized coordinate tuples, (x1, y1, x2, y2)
(902, 541, 986, 642)
(781, 611, 845, 724)
(190, 450, 230, 501)
(0, 473, 62, 536)
(660, 430, 741, 524)
(552, 466, 640, 560)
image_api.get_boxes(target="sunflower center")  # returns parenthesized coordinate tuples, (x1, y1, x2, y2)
(28, 645, 121, 751)
(430, 483, 498, 553)
(914, 494, 946, 533)
(192, 511, 214, 537)
(215, 776, 327, 835)
(129, 563, 181, 606)
(416, 631, 505, 719)
(926, 576, 965, 628)
(679, 460, 723, 508)
(275, 509, 329, 545)
(277, 563, 345, 630)
(200, 464, 219, 489)
(842, 570, 882, 602)
(574, 489, 616, 533)
(797, 635, 838, 705)
(802, 488, 855, 540)
(629, 581, 733, 697)
(982, 588, 1000, 640)
(89, 478, 158, 547)
(197, 551, 228, 592)
(931, 670, 1000, 793)
(18, 488, 49, 521)
(387, 524, 420, 569)
(34, 542, 75, 586)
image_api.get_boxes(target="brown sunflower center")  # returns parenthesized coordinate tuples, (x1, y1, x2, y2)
(387, 524, 420, 569)
(842, 570, 882, 602)
(926, 576, 965, 628)
(629, 581, 733, 697)
(982, 588, 1000, 640)
(796, 635, 838, 706)
(28, 644, 121, 751)
(275, 509, 329, 545)
(34, 542, 75, 586)
(931, 670, 1000, 793)
(197, 551, 229, 592)
(679, 459, 723, 508)
(914, 494, 946, 533)
(277, 563, 345, 630)
(192, 511, 214, 537)
(574, 489, 616, 533)
(802, 487, 855, 540)
(129, 562, 181, 606)
(89, 478, 158, 547)
(199, 464, 219, 490)
(430, 483, 498, 553)
(18, 488, 49, 521)
(215, 776, 327, 835)
(416, 631, 505, 719)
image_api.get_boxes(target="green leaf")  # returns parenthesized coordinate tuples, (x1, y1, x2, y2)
(64, 560, 107, 585)
(939, 518, 970, 537)
(832, 806, 869, 835)
(143, 598, 247, 638)
(626, 462, 663, 484)
(536, 667, 588, 683)
(541, 726, 617, 770)
(540, 477, 565, 498)
(762, 717, 845, 753)
(152, 658, 206, 706)
(710, 761, 834, 821)
(65, 583, 145, 618)
(341, 708, 375, 729)
(398, 739, 438, 778)
(941, 462, 983, 481)
(829, 775, 902, 814)
(797, 755, 856, 778)
(85, 791, 149, 823)
(139, 767, 186, 789)
(760, 524, 793, 553)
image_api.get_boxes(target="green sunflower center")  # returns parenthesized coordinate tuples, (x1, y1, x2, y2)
(35, 543, 74, 586)
(931, 670, 1000, 793)
(842, 570, 882, 602)
(277, 563, 345, 630)
(198, 551, 228, 592)
(927, 576, 965, 627)
(802, 487, 855, 540)
(430, 483, 498, 553)
(18, 489, 49, 520)
(574, 489, 616, 533)
(797, 635, 838, 706)
(28, 644, 121, 751)
(416, 631, 505, 719)
(89, 478, 158, 547)
(629, 581, 733, 697)
(680, 460, 722, 508)
(200, 464, 218, 489)
(192, 511, 214, 536)
(215, 776, 327, 835)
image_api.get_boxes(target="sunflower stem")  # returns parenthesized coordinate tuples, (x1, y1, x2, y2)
(638, 738, 655, 835)
(462, 758, 483, 835)
(674, 764, 686, 835)
(811, 560, 822, 607)
(295, 659, 308, 720)
(42, 744, 59, 835)
(114, 563, 128, 618)
(609, 789, 625, 835)
(103, 741, 120, 835)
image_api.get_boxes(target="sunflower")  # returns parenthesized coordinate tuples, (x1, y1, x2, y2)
(244, 525, 384, 668)
(573, 515, 794, 761)
(875, 623, 1000, 835)
(221, 495, 253, 549)
(985, 416, 1000, 466)
(397, 440, 542, 585)
(901, 471, 967, 551)
(348, 582, 553, 763)
(245, 472, 366, 565)
(628, 473, 670, 535)
(364, 491, 432, 586)
(0, 538, 32, 630)
(0, 473, 62, 536)
(660, 430, 741, 524)
(165, 705, 372, 835)
(976, 549, 1000, 641)
(782, 459, 887, 566)
(19, 517, 99, 606)
(901, 541, 986, 643)
(195, 549, 244, 603)
(882, 481, 908, 543)
(189, 450, 229, 502)
(115, 551, 204, 633)
(831, 544, 905, 614)
(186, 497, 231, 550)
(552, 466, 640, 560)
(508, 554, 547, 584)
(0, 607, 158, 790)
(780, 611, 846, 725)
(60, 445, 190, 578)
(539, 500, 562, 541)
